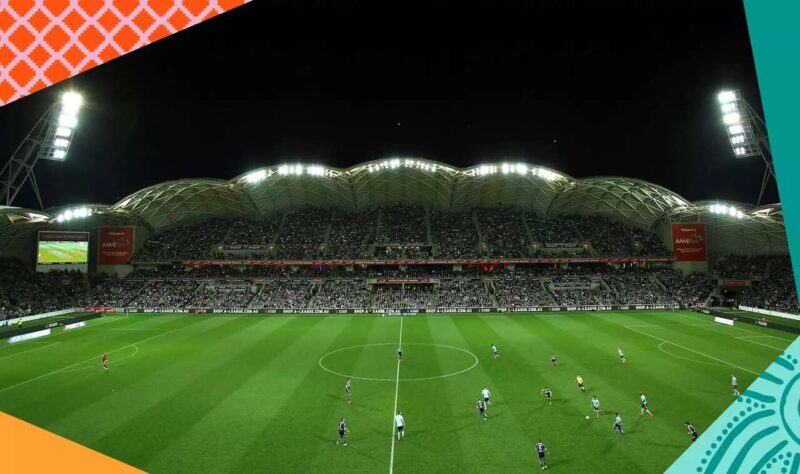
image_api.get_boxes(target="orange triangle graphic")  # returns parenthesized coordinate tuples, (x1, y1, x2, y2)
(1, 411, 145, 473)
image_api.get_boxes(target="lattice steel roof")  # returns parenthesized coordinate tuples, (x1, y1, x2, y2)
(0, 159, 786, 254)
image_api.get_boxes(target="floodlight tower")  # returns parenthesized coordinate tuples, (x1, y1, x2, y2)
(0, 92, 83, 209)
(717, 89, 774, 205)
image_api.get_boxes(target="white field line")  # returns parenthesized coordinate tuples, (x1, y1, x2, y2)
(623, 325, 760, 376)
(389, 316, 404, 474)
(735, 336, 786, 351)
(0, 328, 177, 393)
(0, 342, 62, 360)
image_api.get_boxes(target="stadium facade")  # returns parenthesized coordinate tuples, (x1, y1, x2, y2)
(0, 158, 788, 272)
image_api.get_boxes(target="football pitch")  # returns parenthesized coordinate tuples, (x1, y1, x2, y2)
(0, 311, 795, 473)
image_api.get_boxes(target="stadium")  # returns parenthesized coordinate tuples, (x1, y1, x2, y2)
(1, 3, 798, 473)
(1, 157, 798, 473)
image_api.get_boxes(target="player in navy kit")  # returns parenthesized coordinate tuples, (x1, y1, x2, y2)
(686, 421, 698, 442)
(550, 353, 557, 367)
(535, 440, 549, 470)
(476, 399, 488, 420)
(541, 387, 553, 406)
(345, 379, 352, 404)
(337, 418, 349, 446)
(397, 346, 403, 362)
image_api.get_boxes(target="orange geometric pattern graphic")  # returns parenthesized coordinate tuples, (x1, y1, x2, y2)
(0, 0, 249, 105)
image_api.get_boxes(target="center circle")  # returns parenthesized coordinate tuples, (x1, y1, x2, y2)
(319, 342, 478, 382)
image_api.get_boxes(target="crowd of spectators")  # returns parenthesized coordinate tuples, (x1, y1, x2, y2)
(223, 218, 279, 246)
(740, 257, 800, 314)
(431, 211, 479, 258)
(327, 211, 375, 259)
(0, 260, 87, 318)
(131, 227, 183, 262)
(437, 279, 493, 307)
(275, 209, 330, 259)
(493, 275, 556, 307)
(127, 280, 200, 308)
(714, 255, 769, 280)
(374, 285, 434, 310)
(310, 280, 372, 309)
(477, 208, 531, 258)
(127, 207, 680, 261)
(376, 206, 427, 244)
(161, 219, 231, 260)
(188, 282, 256, 308)
(247, 280, 313, 309)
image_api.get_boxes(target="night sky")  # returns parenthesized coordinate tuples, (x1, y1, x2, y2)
(0, 1, 777, 210)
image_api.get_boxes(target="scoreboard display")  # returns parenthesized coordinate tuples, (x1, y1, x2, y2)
(37, 231, 90, 271)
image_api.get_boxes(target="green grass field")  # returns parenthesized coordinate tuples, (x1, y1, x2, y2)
(1, 311, 795, 473)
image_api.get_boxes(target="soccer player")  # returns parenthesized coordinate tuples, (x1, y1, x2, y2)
(491, 344, 499, 359)
(102, 352, 108, 370)
(337, 418, 349, 446)
(640, 393, 654, 417)
(541, 386, 553, 406)
(576, 374, 586, 394)
(345, 379, 352, 404)
(550, 353, 557, 367)
(535, 440, 549, 470)
(395, 411, 405, 440)
(482, 386, 491, 406)
(686, 421, 698, 443)
(476, 399, 488, 420)
(617, 347, 626, 363)
(397, 346, 403, 362)
(591, 396, 601, 418)
(731, 374, 740, 396)
(613, 412, 624, 434)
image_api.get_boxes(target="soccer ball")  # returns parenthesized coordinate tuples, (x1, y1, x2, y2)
(585, 416, 590, 420)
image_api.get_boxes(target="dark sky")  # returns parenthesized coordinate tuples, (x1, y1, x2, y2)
(0, 0, 777, 210)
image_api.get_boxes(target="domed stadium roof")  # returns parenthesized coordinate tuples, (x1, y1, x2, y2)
(0, 158, 786, 256)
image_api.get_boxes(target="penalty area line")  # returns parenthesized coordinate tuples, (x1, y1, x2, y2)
(623, 325, 760, 376)
(0, 328, 177, 393)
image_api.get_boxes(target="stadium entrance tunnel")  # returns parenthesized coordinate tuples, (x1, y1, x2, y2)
(318, 342, 478, 381)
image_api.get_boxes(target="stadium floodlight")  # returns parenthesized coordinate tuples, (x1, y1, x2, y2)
(715, 89, 774, 205)
(55, 206, 93, 223)
(244, 169, 267, 184)
(1, 91, 84, 208)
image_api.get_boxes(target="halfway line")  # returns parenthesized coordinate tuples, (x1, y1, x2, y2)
(389, 316, 404, 474)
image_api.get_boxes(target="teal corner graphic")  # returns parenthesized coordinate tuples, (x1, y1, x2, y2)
(667, 337, 800, 474)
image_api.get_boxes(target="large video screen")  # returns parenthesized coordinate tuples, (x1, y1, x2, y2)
(37, 232, 90, 265)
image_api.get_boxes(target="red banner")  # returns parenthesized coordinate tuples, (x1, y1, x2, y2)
(98, 227, 135, 265)
(721, 279, 749, 287)
(671, 223, 707, 261)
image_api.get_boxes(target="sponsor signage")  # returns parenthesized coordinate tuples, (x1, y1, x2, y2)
(8, 329, 51, 343)
(714, 316, 735, 326)
(98, 226, 135, 265)
(64, 321, 86, 331)
(671, 223, 707, 261)
(85, 307, 116, 313)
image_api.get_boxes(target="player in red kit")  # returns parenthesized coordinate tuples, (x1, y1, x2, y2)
(102, 352, 108, 370)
